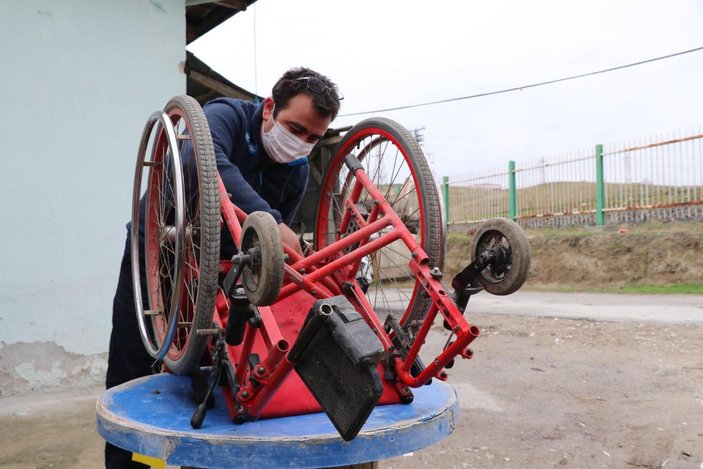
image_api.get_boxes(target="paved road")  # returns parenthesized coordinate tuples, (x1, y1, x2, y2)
(373, 288, 703, 324)
(466, 290, 703, 324)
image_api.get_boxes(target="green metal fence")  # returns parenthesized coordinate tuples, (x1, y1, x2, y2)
(443, 129, 703, 228)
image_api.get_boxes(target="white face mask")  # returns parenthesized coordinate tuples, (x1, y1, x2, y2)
(261, 115, 315, 164)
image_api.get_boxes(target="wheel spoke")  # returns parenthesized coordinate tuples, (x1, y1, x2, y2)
(316, 120, 441, 337)
(133, 97, 219, 373)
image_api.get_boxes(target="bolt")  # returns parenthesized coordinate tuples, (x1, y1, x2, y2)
(257, 366, 266, 375)
(234, 404, 244, 413)
(241, 391, 249, 399)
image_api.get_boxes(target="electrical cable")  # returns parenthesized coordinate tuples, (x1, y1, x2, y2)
(340, 45, 703, 117)
(253, 3, 259, 99)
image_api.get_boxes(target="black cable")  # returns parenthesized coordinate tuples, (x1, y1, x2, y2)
(340, 45, 703, 117)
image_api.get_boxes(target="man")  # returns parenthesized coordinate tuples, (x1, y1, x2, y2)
(105, 67, 341, 468)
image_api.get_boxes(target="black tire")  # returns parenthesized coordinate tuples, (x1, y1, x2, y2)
(162, 95, 220, 373)
(470, 218, 530, 295)
(132, 95, 220, 374)
(241, 211, 284, 306)
(314, 117, 443, 330)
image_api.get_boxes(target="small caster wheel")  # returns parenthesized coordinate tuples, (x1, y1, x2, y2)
(470, 218, 530, 295)
(240, 211, 285, 306)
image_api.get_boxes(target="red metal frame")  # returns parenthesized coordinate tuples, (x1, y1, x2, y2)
(208, 159, 480, 421)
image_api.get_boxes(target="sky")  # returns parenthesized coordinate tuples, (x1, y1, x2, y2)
(187, 0, 703, 180)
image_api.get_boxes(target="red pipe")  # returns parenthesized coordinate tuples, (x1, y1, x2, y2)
(277, 226, 401, 301)
(254, 339, 289, 380)
(235, 323, 257, 384)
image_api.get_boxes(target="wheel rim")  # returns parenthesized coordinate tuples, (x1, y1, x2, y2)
(133, 111, 185, 361)
(316, 126, 430, 326)
(139, 109, 208, 363)
(473, 230, 513, 285)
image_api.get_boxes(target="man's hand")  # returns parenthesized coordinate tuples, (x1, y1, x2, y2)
(278, 223, 304, 257)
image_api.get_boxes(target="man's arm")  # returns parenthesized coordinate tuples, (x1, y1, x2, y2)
(277, 166, 309, 257)
(204, 101, 302, 255)
(278, 223, 303, 256)
(205, 101, 284, 223)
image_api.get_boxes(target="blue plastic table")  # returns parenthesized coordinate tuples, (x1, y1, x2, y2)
(96, 372, 458, 468)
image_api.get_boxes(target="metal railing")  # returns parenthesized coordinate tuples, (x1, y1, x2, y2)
(442, 128, 703, 228)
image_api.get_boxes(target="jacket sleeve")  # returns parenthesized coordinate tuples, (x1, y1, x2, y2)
(277, 167, 309, 226)
(203, 101, 283, 224)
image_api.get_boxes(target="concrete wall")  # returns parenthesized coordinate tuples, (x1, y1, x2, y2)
(0, 0, 185, 395)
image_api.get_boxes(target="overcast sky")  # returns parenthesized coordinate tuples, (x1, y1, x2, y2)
(187, 0, 703, 180)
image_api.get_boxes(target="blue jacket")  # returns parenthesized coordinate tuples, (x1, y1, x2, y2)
(204, 97, 309, 226)
(126, 97, 309, 254)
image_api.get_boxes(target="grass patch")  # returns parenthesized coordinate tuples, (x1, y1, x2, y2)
(606, 283, 703, 295)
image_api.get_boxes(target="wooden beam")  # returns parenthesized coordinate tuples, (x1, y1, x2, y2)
(215, 0, 248, 9)
(187, 0, 248, 9)
(188, 69, 254, 100)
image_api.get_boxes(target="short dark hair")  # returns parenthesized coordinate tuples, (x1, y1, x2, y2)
(271, 67, 341, 120)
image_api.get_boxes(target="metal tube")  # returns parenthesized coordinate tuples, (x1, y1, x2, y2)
(257, 339, 290, 376)
(509, 161, 516, 220)
(287, 303, 333, 362)
(595, 144, 605, 225)
(278, 226, 403, 301)
(235, 322, 258, 384)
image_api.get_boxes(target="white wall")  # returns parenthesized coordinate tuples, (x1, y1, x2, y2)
(0, 0, 185, 394)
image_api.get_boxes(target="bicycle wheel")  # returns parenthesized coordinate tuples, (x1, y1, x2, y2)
(132, 95, 220, 374)
(314, 117, 443, 331)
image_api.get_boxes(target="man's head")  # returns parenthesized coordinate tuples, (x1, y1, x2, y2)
(261, 67, 341, 163)
(271, 67, 341, 121)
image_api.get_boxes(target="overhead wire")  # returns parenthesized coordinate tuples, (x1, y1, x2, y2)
(339, 45, 703, 117)
(253, 3, 259, 99)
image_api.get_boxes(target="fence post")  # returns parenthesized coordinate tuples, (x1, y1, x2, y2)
(509, 160, 517, 220)
(595, 144, 605, 225)
(442, 176, 449, 233)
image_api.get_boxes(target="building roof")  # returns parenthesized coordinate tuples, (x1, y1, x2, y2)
(186, 1, 258, 44)
(185, 1, 260, 104)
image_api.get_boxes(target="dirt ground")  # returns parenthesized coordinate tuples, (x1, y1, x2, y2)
(385, 312, 703, 469)
(1, 308, 702, 469)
